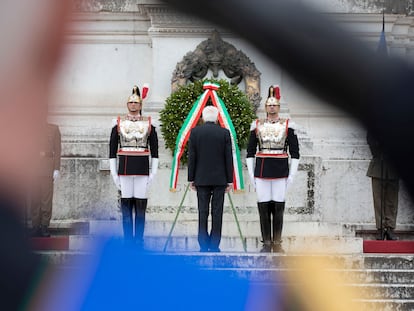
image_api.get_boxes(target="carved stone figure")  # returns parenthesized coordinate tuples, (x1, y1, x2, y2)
(171, 30, 262, 111)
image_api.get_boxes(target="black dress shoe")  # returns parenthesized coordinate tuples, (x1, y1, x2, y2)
(376, 229, 385, 240)
(260, 242, 272, 253)
(272, 243, 285, 253)
(385, 228, 398, 241)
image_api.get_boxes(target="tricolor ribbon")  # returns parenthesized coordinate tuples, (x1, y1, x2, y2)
(169, 81, 244, 192)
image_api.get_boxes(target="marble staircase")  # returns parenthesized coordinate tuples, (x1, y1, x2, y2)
(29, 219, 414, 311)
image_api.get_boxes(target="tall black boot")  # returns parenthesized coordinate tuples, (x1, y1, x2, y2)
(272, 201, 285, 253)
(120, 198, 133, 241)
(258, 202, 272, 252)
(135, 199, 147, 245)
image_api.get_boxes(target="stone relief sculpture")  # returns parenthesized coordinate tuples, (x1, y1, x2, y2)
(171, 30, 262, 111)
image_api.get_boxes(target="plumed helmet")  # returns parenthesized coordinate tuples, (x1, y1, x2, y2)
(127, 83, 149, 103)
(265, 85, 281, 106)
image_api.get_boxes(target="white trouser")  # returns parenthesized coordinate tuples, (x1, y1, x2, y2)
(119, 175, 149, 199)
(255, 178, 287, 203)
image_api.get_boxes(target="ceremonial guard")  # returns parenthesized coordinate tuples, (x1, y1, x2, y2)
(366, 132, 399, 240)
(31, 123, 61, 237)
(246, 86, 300, 252)
(109, 85, 158, 244)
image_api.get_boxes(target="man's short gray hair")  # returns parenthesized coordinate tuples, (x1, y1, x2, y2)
(202, 106, 219, 123)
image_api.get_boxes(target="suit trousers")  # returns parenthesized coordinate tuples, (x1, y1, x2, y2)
(371, 177, 399, 229)
(196, 186, 226, 250)
(31, 176, 54, 228)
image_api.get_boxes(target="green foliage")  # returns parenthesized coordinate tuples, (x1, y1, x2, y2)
(160, 79, 256, 164)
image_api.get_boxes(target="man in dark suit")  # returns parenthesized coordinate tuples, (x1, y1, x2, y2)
(188, 106, 233, 252)
(367, 132, 399, 240)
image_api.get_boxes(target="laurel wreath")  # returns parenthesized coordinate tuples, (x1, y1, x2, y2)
(160, 79, 256, 164)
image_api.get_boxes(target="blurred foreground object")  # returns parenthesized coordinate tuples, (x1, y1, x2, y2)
(0, 0, 69, 309)
(367, 131, 400, 241)
(162, 0, 414, 198)
(36, 241, 366, 311)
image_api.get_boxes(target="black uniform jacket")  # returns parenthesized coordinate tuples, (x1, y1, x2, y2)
(109, 124, 158, 176)
(247, 126, 299, 179)
(188, 122, 233, 186)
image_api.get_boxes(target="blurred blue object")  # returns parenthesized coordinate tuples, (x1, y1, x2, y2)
(79, 240, 266, 311)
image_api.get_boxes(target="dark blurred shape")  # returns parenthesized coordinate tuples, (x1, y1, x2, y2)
(31, 124, 61, 238)
(162, 0, 414, 199)
(83, 248, 247, 310)
(366, 18, 400, 241)
(0, 197, 41, 311)
(37, 240, 364, 311)
(0, 1, 70, 309)
(41, 240, 285, 311)
(367, 131, 400, 240)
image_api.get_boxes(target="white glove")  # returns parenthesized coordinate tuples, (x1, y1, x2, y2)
(109, 158, 121, 190)
(246, 157, 255, 187)
(147, 158, 159, 186)
(53, 170, 60, 183)
(287, 158, 299, 188)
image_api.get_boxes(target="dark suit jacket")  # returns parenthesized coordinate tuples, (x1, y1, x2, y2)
(188, 122, 233, 186)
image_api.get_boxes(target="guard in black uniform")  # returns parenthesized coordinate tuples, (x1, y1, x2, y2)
(366, 132, 399, 240)
(109, 85, 158, 244)
(247, 85, 300, 252)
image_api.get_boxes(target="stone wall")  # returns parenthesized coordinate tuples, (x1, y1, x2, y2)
(48, 0, 414, 232)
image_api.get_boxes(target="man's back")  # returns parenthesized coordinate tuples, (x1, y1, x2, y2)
(188, 122, 233, 186)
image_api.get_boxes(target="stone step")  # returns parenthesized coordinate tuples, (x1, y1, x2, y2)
(35, 249, 414, 271)
(68, 235, 363, 254)
(31, 220, 414, 241)
(27, 221, 89, 235)
(347, 269, 414, 284)
(356, 299, 414, 311)
(167, 253, 414, 271)
(244, 282, 414, 300)
(352, 224, 414, 241)
(348, 284, 414, 300)
(207, 268, 414, 284)
(363, 255, 414, 270)
(34, 251, 414, 309)
(88, 219, 352, 238)
(31, 236, 69, 251)
(35, 250, 87, 265)
(357, 230, 414, 241)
